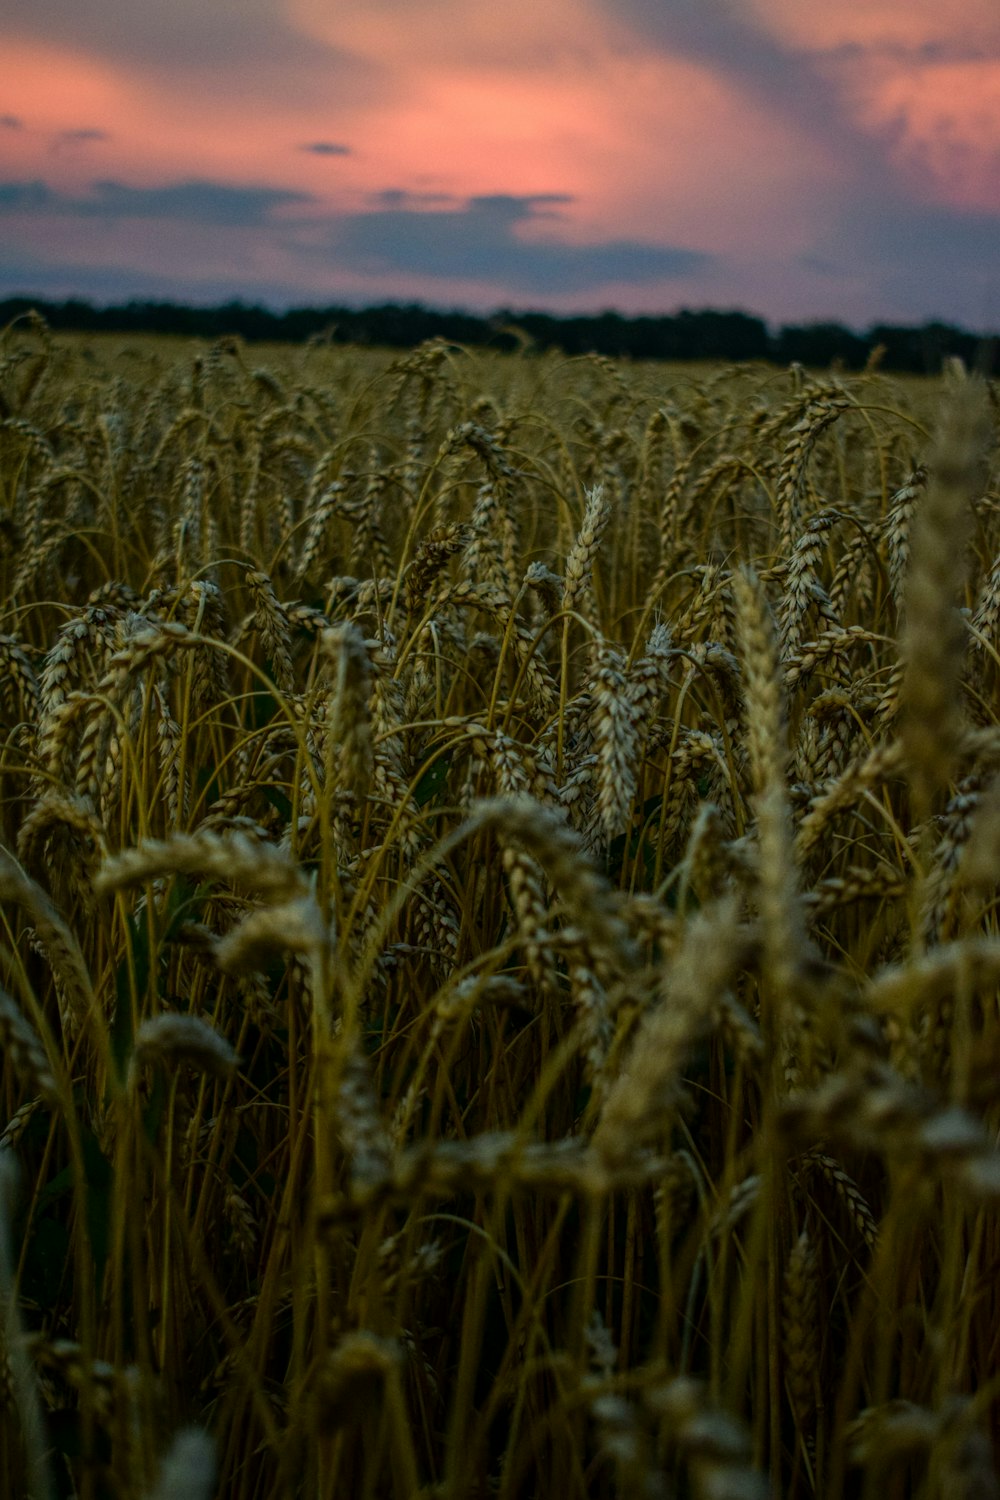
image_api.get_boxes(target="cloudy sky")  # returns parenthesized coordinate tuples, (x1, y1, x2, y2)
(1, 0, 998, 328)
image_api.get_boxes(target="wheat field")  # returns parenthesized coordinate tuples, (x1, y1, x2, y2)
(1, 312, 999, 1498)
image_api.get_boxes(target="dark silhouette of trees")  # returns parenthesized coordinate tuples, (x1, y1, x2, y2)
(0, 296, 994, 374)
(771, 322, 870, 370)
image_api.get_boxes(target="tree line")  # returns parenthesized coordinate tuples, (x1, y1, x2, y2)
(1, 296, 995, 374)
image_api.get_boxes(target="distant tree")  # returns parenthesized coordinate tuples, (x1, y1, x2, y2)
(867, 322, 992, 375)
(773, 322, 870, 369)
(0, 297, 994, 373)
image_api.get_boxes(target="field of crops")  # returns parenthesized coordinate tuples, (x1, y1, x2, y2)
(1, 314, 999, 1498)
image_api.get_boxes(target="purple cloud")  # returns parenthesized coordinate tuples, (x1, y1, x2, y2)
(299, 141, 351, 157)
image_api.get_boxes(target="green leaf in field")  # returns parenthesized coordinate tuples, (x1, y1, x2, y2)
(142, 1065, 168, 1146)
(82, 1130, 112, 1287)
(21, 1214, 70, 1310)
(194, 762, 223, 813)
(34, 1130, 113, 1287)
(35, 1163, 74, 1217)
(161, 875, 202, 941)
(111, 907, 153, 1084)
(606, 794, 664, 887)
(262, 783, 293, 820)
(250, 659, 281, 729)
(413, 751, 451, 807)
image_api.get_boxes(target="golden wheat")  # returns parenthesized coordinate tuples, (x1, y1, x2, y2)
(0, 322, 998, 1498)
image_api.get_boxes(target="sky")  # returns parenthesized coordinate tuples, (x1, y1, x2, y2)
(1, 0, 998, 329)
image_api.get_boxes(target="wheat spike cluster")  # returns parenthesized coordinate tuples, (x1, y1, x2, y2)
(1, 313, 1000, 1498)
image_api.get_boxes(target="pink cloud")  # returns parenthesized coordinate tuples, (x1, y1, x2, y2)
(1, 6, 839, 261)
(744, 0, 1000, 213)
(0, 37, 364, 202)
(1, 0, 997, 326)
(746, 0, 1000, 54)
(845, 58, 1000, 211)
(289, 0, 840, 256)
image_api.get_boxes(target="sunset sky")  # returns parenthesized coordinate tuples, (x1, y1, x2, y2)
(1, 0, 998, 328)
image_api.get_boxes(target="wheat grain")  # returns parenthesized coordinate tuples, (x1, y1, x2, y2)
(2, 332, 998, 1500)
(96, 829, 308, 900)
(129, 1013, 238, 1083)
(144, 1427, 216, 1500)
(592, 897, 742, 1166)
(902, 379, 991, 819)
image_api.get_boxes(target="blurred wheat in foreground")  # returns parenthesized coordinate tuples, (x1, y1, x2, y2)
(1, 315, 999, 1499)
